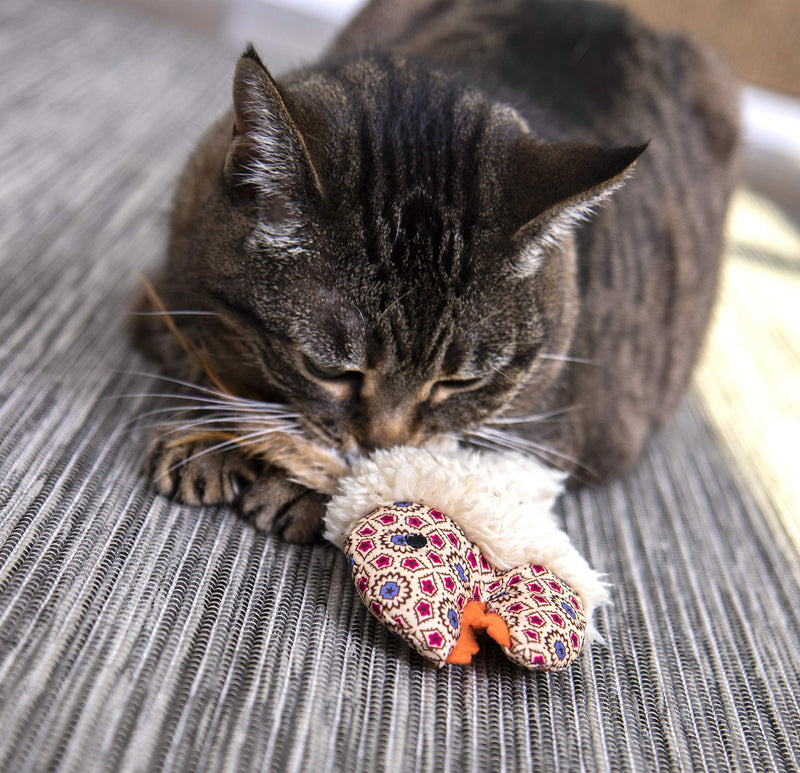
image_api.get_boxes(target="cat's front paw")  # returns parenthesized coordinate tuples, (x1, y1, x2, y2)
(145, 432, 258, 506)
(239, 468, 328, 543)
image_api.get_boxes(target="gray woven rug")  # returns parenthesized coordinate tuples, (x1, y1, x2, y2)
(1, 0, 799, 770)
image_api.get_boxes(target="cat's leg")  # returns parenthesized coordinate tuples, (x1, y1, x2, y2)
(238, 471, 328, 543)
(144, 429, 327, 542)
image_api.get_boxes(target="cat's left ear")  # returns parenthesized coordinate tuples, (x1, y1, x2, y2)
(504, 139, 648, 274)
(224, 44, 324, 207)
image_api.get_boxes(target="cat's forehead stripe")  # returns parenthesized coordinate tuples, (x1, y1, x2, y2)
(323, 59, 489, 281)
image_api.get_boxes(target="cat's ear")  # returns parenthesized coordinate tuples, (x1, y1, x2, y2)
(224, 44, 323, 208)
(505, 139, 647, 275)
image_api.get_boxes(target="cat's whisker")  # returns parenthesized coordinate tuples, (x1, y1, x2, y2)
(123, 406, 203, 430)
(112, 388, 298, 417)
(110, 392, 271, 409)
(467, 434, 593, 481)
(159, 402, 299, 420)
(488, 405, 578, 425)
(126, 402, 299, 425)
(538, 353, 600, 366)
(108, 392, 224, 404)
(465, 435, 573, 474)
(164, 412, 300, 432)
(140, 421, 248, 434)
(155, 427, 296, 482)
(490, 367, 517, 386)
(117, 370, 280, 407)
(466, 426, 597, 478)
(376, 289, 414, 321)
(128, 310, 221, 317)
(474, 426, 583, 465)
(141, 415, 301, 436)
(124, 400, 300, 427)
(352, 303, 367, 328)
(233, 429, 306, 452)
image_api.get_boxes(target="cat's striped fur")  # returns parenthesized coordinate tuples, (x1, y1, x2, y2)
(133, 0, 739, 540)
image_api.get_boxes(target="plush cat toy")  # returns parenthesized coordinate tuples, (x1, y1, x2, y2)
(325, 444, 609, 670)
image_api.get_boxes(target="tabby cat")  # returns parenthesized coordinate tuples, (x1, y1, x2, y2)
(132, 0, 739, 542)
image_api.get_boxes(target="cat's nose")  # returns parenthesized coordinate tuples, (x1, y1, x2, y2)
(355, 414, 420, 451)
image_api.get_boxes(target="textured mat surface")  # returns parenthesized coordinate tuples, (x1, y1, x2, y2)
(1, 1, 799, 770)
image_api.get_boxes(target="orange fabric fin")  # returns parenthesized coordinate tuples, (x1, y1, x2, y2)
(446, 624, 480, 664)
(485, 612, 512, 650)
(446, 601, 511, 664)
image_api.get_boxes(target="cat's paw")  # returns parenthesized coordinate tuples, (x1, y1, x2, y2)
(239, 469, 328, 543)
(144, 432, 258, 506)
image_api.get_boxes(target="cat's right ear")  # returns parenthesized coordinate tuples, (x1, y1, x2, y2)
(224, 45, 323, 208)
(502, 139, 647, 275)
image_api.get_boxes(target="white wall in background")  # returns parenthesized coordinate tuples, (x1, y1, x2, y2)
(265, 0, 364, 23)
(742, 86, 800, 164)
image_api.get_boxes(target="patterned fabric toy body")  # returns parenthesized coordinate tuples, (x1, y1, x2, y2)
(344, 502, 587, 670)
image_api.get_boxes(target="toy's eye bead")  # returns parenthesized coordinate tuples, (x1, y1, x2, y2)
(388, 533, 427, 549)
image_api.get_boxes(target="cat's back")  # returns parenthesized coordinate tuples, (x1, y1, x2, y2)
(329, 0, 737, 148)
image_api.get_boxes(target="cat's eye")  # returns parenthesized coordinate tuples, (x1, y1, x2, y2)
(433, 376, 484, 395)
(302, 354, 355, 381)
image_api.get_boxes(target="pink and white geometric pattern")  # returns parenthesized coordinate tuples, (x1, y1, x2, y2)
(343, 502, 587, 670)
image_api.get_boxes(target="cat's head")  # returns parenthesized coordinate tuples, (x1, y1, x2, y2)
(135, 46, 644, 458)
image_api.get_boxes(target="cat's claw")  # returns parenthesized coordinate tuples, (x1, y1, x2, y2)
(238, 470, 327, 543)
(144, 434, 257, 506)
(144, 431, 327, 542)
